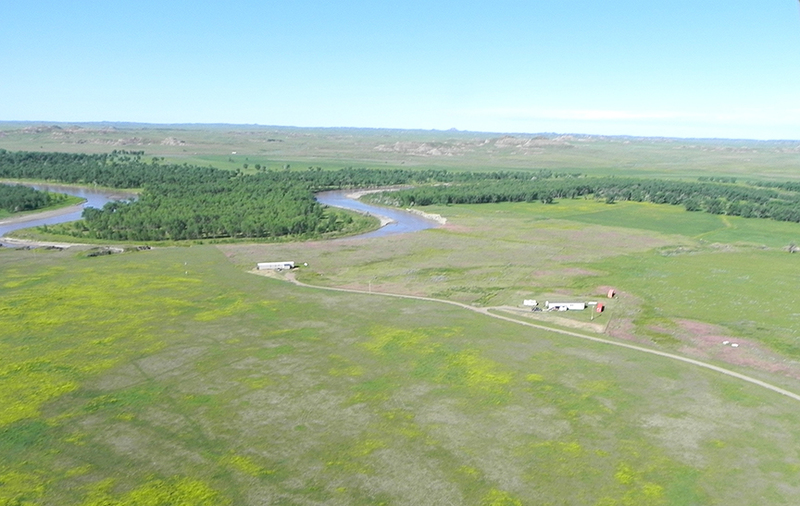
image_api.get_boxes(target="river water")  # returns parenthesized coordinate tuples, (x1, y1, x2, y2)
(316, 190, 438, 238)
(0, 186, 436, 245)
(0, 183, 135, 246)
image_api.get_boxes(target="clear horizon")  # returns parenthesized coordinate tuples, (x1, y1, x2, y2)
(3, 119, 800, 143)
(3, 1, 800, 140)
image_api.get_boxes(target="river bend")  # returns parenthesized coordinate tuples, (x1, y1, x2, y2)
(1, 186, 437, 245)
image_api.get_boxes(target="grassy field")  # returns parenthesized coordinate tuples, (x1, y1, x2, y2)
(223, 199, 800, 378)
(2, 245, 800, 505)
(3, 122, 800, 180)
(3, 125, 800, 504)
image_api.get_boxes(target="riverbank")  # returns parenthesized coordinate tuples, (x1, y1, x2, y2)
(0, 202, 85, 227)
(346, 188, 447, 226)
(404, 207, 447, 225)
(0, 237, 87, 249)
(0, 178, 141, 196)
(0, 182, 135, 245)
(317, 189, 440, 238)
(320, 189, 396, 227)
(2, 185, 441, 248)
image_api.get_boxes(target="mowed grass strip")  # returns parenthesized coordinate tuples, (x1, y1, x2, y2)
(2, 246, 800, 504)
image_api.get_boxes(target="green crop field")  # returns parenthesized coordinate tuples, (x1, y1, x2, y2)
(2, 245, 800, 505)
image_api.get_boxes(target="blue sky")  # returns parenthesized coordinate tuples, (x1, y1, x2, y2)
(2, 0, 800, 139)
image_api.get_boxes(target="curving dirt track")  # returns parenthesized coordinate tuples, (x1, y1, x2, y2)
(277, 271, 800, 404)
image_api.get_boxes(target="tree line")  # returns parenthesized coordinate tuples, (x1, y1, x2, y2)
(0, 150, 571, 241)
(0, 150, 224, 189)
(7, 148, 799, 239)
(0, 183, 71, 213)
(369, 177, 800, 223)
(749, 180, 800, 193)
(0, 150, 568, 189)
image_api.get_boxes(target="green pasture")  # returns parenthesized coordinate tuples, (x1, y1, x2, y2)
(224, 200, 687, 307)
(225, 198, 800, 364)
(573, 249, 800, 358)
(436, 199, 800, 248)
(521, 199, 800, 247)
(3, 125, 800, 504)
(2, 245, 800, 505)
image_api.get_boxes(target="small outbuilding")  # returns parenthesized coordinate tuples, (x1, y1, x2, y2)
(607, 289, 616, 298)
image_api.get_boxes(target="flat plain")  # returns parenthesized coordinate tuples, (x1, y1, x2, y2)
(3, 245, 800, 505)
(3, 121, 800, 179)
(2, 124, 800, 505)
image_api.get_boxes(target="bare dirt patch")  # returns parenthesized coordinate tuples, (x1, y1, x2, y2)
(674, 320, 800, 380)
(496, 306, 607, 333)
(602, 290, 653, 345)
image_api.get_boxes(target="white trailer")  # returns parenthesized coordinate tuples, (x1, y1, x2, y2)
(545, 301, 586, 311)
(257, 261, 295, 271)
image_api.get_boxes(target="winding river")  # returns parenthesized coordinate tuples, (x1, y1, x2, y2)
(0, 184, 135, 246)
(315, 190, 438, 238)
(0, 186, 438, 246)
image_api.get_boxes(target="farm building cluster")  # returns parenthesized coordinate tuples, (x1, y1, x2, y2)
(523, 289, 615, 313)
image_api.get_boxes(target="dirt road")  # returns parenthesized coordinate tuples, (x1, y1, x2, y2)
(276, 271, 800, 404)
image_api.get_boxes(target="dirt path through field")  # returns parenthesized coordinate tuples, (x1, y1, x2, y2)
(271, 270, 800, 404)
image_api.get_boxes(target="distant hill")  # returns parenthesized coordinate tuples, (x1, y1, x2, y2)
(1, 122, 799, 180)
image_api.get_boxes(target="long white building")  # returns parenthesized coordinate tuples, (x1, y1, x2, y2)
(257, 261, 295, 271)
(545, 301, 586, 311)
